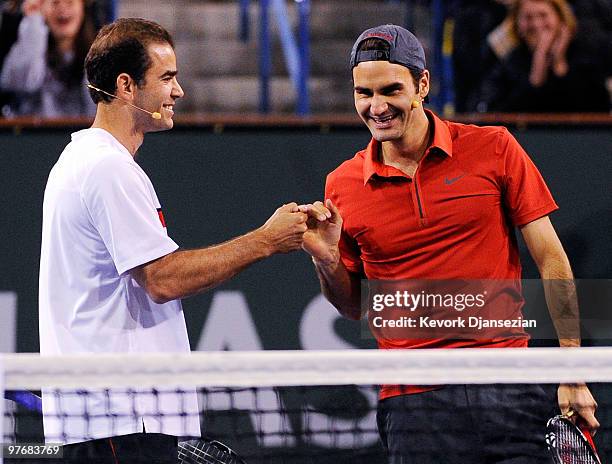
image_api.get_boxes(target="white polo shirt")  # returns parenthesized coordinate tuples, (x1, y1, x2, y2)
(39, 128, 200, 444)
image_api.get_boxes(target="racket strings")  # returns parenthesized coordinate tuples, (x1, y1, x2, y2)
(178, 439, 244, 464)
(552, 421, 598, 464)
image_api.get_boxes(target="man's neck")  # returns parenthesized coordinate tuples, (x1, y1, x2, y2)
(91, 106, 144, 156)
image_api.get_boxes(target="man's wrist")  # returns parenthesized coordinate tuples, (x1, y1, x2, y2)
(311, 252, 340, 269)
(558, 338, 581, 348)
(250, 228, 275, 258)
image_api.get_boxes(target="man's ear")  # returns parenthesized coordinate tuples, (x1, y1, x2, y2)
(115, 73, 135, 101)
(419, 69, 430, 99)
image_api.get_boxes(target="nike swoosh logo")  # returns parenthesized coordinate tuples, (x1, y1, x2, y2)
(445, 175, 465, 185)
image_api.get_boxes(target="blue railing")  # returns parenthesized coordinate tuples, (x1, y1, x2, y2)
(296, 0, 310, 115)
(239, 0, 251, 42)
(243, 0, 452, 115)
(430, 0, 455, 116)
(107, 0, 118, 22)
(241, 0, 310, 114)
(273, 0, 302, 111)
(258, 0, 271, 113)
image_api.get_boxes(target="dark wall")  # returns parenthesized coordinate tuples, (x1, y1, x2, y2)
(2, 125, 610, 352)
(1, 125, 610, 460)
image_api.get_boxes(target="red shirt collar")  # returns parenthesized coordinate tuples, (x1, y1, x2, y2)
(363, 109, 453, 184)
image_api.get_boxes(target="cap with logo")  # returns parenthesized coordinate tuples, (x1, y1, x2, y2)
(349, 24, 426, 71)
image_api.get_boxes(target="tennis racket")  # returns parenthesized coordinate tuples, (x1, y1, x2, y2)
(545, 412, 601, 464)
(6, 391, 247, 463)
(178, 438, 247, 464)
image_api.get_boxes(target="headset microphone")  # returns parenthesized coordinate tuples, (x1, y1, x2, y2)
(86, 84, 162, 120)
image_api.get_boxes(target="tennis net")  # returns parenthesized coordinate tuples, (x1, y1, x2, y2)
(2, 348, 611, 463)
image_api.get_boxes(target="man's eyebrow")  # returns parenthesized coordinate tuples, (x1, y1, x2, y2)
(354, 82, 404, 92)
(160, 70, 178, 79)
(380, 82, 404, 92)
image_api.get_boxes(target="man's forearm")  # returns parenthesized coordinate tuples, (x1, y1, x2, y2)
(134, 202, 307, 303)
(136, 228, 273, 303)
(540, 255, 581, 347)
(520, 217, 581, 348)
(313, 258, 362, 320)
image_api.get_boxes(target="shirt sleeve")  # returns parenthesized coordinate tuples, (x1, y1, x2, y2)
(498, 128, 559, 226)
(81, 155, 179, 275)
(325, 173, 363, 274)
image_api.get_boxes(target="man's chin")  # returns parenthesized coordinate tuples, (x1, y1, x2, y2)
(148, 120, 174, 133)
(369, 128, 401, 143)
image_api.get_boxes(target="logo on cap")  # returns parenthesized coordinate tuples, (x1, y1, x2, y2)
(366, 32, 393, 41)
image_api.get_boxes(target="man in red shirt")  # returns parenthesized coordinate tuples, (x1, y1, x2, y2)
(301, 24, 598, 463)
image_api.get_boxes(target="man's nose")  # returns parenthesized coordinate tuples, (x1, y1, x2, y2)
(370, 94, 388, 114)
(172, 78, 184, 99)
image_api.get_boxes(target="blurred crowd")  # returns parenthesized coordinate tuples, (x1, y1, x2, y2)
(0, 0, 610, 117)
(0, 0, 98, 117)
(452, 0, 612, 112)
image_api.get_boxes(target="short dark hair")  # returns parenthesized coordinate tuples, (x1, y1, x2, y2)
(85, 18, 174, 104)
(356, 37, 423, 92)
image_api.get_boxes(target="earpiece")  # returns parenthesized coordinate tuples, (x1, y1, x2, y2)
(86, 84, 162, 119)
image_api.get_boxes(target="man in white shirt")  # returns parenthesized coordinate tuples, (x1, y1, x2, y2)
(39, 18, 308, 463)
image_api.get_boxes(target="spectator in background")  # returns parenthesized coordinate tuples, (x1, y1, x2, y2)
(0, 0, 23, 113)
(570, 0, 612, 78)
(477, 0, 610, 112)
(0, 1, 22, 70)
(451, 0, 516, 113)
(0, 0, 97, 117)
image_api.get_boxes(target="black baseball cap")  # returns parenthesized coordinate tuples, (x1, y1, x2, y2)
(350, 24, 426, 71)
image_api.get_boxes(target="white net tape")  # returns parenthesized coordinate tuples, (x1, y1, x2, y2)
(4, 347, 612, 389)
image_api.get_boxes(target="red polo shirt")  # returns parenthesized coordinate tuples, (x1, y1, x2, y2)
(325, 110, 558, 398)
